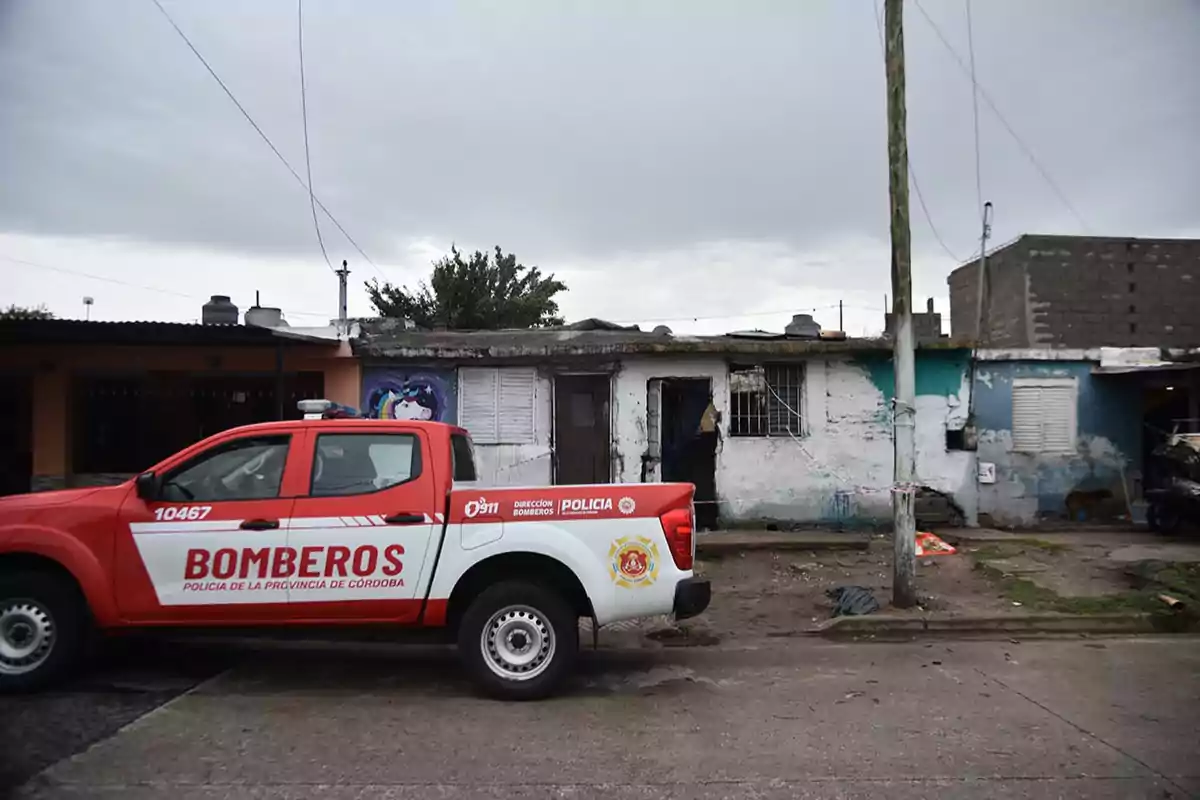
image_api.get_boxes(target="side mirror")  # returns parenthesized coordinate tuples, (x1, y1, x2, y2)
(135, 472, 159, 501)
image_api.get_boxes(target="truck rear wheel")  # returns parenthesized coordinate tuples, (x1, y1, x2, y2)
(457, 581, 578, 701)
(0, 571, 87, 693)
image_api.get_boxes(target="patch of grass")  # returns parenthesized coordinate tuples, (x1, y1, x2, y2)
(1143, 563, 1200, 602)
(1009, 537, 1071, 554)
(971, 539, 1069, 561)
(974, 562, 1162, 615)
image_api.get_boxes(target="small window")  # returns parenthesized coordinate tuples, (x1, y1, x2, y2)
(310, 433, 422, 497)
(729, 363, 804, 437)
(1012, 378, 1077, 453)
(451, 433, 478, 482)
(160, 436, 291, 502)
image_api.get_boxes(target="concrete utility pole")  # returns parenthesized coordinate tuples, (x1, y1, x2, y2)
(973, 201, 994, 341)
(336, 259, 350, 331)
(884, 0, 917, 608)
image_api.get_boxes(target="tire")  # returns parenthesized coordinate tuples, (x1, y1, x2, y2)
(0, 570, 88, 693)
(457, 581, 578, 701)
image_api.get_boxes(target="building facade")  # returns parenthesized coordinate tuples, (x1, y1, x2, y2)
(355, 322, 977, 528)
(0, 319, 360, 495)
(948, 234, 1200, 348)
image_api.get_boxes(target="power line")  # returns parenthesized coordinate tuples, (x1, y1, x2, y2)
(964, 0, 983, 218)
(147, 0, 389, 282)
(910, 169, 967, 263)
(3, 254, 331, 319)
(296, 0, 333, 274)
(872, 0, 967, 264)
(911, 0, 1090, 232)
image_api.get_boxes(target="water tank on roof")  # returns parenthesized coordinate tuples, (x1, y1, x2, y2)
(202, 295, 238, 325)
(784, 313, 821, 339)
(245, 306, 287, 328)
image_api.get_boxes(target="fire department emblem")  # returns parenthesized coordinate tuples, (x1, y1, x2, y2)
(617, 496, 636, 515)
(608, 536, 659, 588)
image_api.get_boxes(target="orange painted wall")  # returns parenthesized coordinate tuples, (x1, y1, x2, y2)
(0, 342, 361, 479)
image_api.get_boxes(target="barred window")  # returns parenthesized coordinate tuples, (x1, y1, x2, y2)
(729, 363, 804, 437)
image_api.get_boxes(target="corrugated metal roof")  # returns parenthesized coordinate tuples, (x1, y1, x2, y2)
(0, 319, 341, 347)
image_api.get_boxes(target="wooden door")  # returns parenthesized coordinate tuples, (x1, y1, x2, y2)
(554, 375, 611, 485)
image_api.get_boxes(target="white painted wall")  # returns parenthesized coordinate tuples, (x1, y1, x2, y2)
(611, 355, 975, 526)
(461, 355, 976, 527)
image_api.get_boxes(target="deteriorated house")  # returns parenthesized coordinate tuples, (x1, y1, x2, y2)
(354, 319, 977, 528)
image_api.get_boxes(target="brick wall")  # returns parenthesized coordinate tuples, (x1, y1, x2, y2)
(884, 311, 944, 342)
(948, 241, 1030, 345)
(948, 235, 1200, 347)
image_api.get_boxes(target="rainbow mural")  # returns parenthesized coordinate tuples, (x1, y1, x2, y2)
(361, 369, 456, 423)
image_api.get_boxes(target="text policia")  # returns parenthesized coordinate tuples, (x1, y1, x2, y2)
(181, 543, 406, 593)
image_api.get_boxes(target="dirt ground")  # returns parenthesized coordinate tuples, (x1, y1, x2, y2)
(596, 539, 1016, 647)
(602, 530, 1200, 647)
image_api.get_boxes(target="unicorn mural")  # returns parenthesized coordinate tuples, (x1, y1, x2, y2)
(362, 369, 457, 424)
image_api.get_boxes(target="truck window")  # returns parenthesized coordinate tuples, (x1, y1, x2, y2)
(160, 435, 291, 502)
(451, 433, 477, 482)
(310, 433, 423, 497)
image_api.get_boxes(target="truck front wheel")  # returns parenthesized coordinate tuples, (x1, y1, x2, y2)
(457, 581, 578, 701)
(0, 571, 87, 693)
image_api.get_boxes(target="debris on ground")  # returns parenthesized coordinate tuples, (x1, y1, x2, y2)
(915, 531, 957, 557)
(826, 586, 881, 617)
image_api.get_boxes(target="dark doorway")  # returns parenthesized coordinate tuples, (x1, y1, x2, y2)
(0, 375, 33, 496)
(554, 374, 611, 485)
(655, 379, 719, 530)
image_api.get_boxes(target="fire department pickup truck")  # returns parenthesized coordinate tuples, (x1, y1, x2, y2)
(0, 400, 709, 699)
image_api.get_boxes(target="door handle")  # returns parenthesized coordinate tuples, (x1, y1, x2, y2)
(240, 519, 280, 531)
(383, 513, 427, 525)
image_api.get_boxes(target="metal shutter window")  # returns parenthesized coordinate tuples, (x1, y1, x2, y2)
(1011, 377, 1078, 453)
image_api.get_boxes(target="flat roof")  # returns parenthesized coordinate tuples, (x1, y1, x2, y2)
(355, 320, 973, 361)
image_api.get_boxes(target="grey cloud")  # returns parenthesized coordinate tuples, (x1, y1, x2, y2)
(0, 0, 1197, 289)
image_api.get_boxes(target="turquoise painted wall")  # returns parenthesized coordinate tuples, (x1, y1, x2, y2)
(854, 350, 972, 399)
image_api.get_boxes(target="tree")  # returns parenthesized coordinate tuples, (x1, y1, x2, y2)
(0, 304, 54, 320)
(366, 246, 567, 330)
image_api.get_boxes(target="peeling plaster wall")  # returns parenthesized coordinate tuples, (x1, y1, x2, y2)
(610, 352, 975, 526)
(972, 360, 1141, 526)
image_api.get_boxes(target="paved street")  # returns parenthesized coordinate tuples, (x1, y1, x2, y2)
(9, 636, 1200, 799)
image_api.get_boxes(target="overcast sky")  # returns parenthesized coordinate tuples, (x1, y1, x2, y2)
(1, 0, 1197, 336)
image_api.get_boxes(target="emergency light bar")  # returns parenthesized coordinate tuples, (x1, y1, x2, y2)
(297, 399, 364, 420)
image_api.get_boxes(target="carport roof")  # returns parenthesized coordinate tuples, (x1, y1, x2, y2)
(0, 319, 342, 347)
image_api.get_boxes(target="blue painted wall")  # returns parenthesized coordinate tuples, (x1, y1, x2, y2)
(973, 360, 1141, 524)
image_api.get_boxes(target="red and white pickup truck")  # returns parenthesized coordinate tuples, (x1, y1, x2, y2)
(0, 400, 709, 699)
